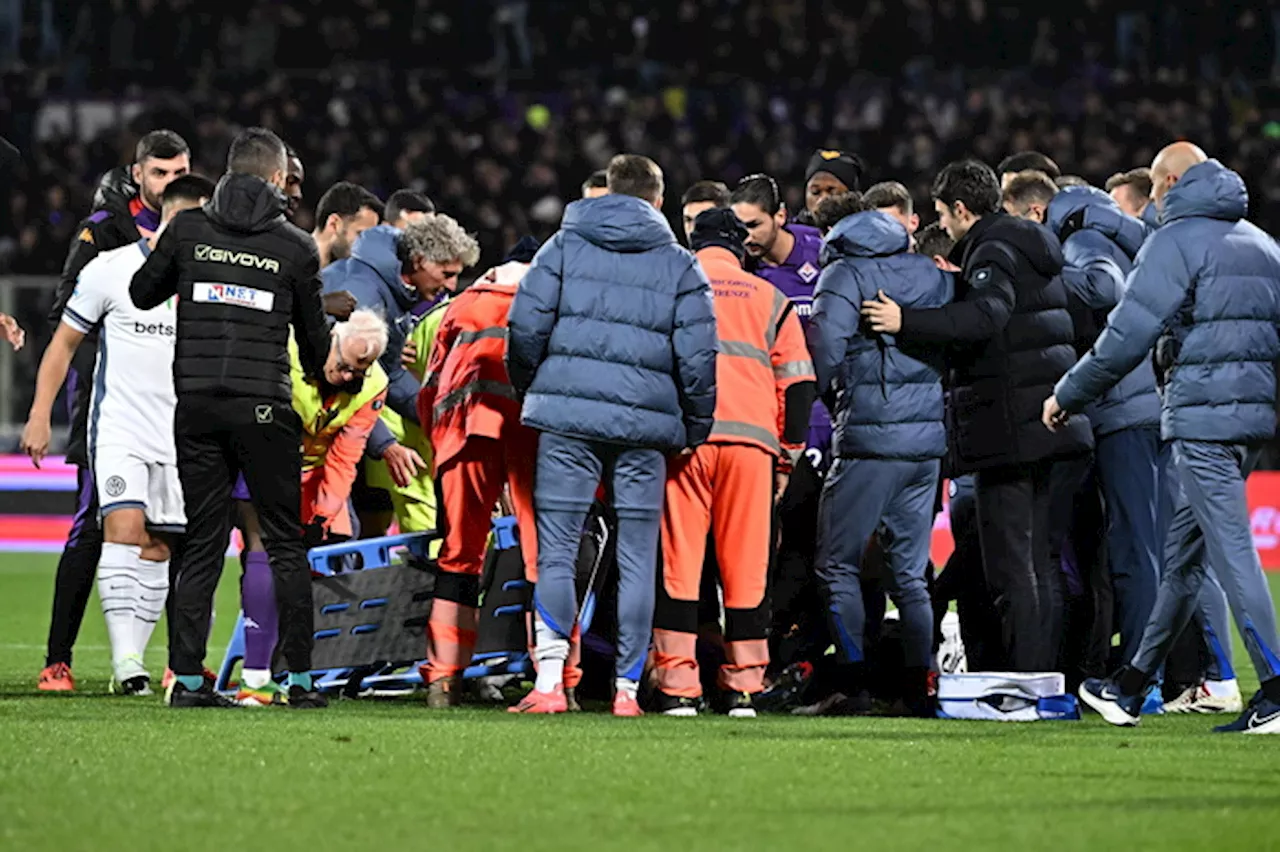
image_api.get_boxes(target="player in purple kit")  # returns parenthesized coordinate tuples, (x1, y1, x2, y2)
(730, 174, 827, 458)
(730, 173, 833, 680)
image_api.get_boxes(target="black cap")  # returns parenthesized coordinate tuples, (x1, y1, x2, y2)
(805, 149, 864, 193)
(504, 235, 541, 264)
(690, 207, 748, 263)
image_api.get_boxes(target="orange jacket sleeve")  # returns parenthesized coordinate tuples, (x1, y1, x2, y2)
(771, 307, 816, 454)
(417, 307, 461, 433)
(315, 389, 387, 527)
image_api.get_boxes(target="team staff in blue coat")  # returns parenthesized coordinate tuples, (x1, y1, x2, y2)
(1046, 183, 1236, 701)
(1004, 175, 1169, 675)
(1019, 174, 1239, 710)
(864, 159, 1093, 674)
(1046, 143, 1280, 734)
(807, 203, 952, 716)
(506, 154, 718, 716)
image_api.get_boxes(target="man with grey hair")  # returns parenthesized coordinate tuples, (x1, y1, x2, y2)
(291, 308, 392, 550)
(324, 213, 480, 427)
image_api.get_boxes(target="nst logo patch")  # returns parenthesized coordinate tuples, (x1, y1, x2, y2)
(194, 244, 280, 273)
(192, 282, 276, 312)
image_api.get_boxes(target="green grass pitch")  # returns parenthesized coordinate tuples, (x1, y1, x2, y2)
(2, 553, 1280, 851)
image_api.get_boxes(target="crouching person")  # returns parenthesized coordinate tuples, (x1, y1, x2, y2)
(234, 309, 390, 707)
(806, 202, 953, 716)
(655, 209, 815, 718)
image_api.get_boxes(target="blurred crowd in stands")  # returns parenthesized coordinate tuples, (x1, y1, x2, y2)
(0, 1, 1278, 278)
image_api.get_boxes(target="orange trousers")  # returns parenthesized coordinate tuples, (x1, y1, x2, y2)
(656, 443, 772, 697)
(426, 429, 581, 687)
(427, 430, 536, 683)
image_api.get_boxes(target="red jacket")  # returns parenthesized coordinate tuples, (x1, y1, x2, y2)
(418, 260, 529, 470)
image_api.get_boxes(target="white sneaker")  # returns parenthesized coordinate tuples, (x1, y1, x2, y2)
(109, 655, 152, 696)
(1162, 678, 1243, 715)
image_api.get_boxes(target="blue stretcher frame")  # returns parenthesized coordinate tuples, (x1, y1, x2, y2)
(215, 522, 535, 696)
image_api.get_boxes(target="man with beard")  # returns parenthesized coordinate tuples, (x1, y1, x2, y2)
(37, 129, 191, 693)
(802, 150, 865, 217)
(284, 145, 305, 220)
(311, 182, 384, 269)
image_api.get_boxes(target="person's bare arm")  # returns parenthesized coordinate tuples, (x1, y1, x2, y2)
(21, 323, 86, 467)
(0, 312, 24, 351)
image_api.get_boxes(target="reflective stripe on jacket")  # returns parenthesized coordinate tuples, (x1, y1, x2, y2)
(420, 260, 528, 470)
(696, 247, 814, 457)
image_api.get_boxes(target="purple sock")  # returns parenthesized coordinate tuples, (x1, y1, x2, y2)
(241, 552, 278, 670)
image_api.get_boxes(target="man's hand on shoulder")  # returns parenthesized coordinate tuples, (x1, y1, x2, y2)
(861, 290, 902, 334)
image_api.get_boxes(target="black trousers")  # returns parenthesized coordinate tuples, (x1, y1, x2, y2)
(44, 465, 103, 667)
(171, 396, 312, 675)
(770, 454, 828, 670)
(1051, 456, 1112, 690)
(974, 459, 1056, 672)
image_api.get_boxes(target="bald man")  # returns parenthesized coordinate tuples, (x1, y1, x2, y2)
(1045, 142, 1280, 734)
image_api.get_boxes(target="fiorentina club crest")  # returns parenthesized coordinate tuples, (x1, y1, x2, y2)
(798, 262, 819, 284)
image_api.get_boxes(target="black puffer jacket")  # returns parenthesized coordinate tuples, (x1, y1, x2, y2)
(130, 173, 330, 403)
(899, 212, 1093, 472)
(51, 167, 142, 467)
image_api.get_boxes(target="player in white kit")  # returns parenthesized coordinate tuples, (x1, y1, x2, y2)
(22, 175, 215, 694)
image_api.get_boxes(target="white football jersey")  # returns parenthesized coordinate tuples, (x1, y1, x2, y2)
(63, 239, 177, 464)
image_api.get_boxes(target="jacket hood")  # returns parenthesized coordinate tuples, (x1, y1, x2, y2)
(562, 195, 677, 253)
(205, 173, 288, 234)
(472, 259, 530, 293)
(820, 210, 909, 265)
(1161, 159, 1248, 225)
(1141, 202, 1161, 230)
(351, 225, 416, 310)
(966, 213, 1064, 279)
(1046, 186, 1146, 261)
(92, 166, 138, 213)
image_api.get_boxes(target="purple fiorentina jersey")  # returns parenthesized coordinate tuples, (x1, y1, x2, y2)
(753, 223, 824, 327)
(752, 223, 831, 464)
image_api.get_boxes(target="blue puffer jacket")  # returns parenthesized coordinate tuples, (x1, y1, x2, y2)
(1140, 201, 1161, 233)
(1047, 187, 1159, 436)
(808, 211, 953, 461)
(1056, 159, 1280, 444)
(506, 195, 718, 450)
(321, 225, 421, 425)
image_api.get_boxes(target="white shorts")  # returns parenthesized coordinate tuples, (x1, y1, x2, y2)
(94, 446, 186, 532)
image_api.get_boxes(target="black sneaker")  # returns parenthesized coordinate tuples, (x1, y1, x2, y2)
(755, 662, 814, 713)
(791, 690, 873, 717)
(723, 690, 757, 719)
(654, 690, 699, 717)
(166, 681, 240, 708)
(288, 685, 329, 709)
(120, 675, 152, 696)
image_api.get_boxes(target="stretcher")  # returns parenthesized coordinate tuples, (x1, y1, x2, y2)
(215, 511, 610, 696)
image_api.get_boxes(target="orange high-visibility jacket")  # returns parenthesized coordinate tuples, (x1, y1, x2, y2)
(695, 246, 815, 459)
(418, 260, 529, 471)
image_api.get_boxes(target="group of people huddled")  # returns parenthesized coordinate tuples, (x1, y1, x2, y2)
(16, 123, 1280, 733)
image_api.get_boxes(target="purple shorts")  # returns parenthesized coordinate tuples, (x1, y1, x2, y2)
(232, 473, 251, 501)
